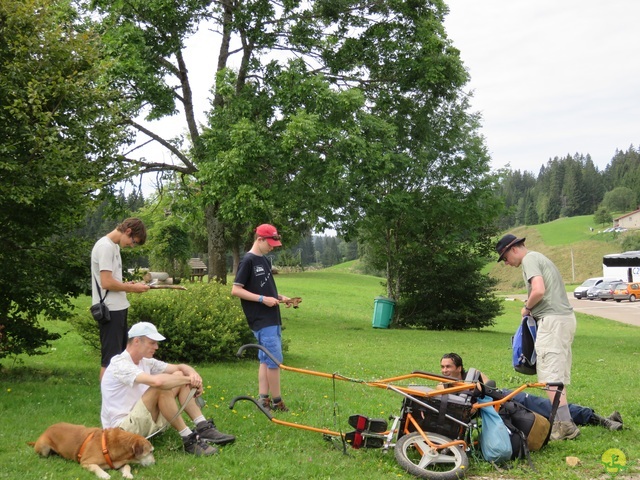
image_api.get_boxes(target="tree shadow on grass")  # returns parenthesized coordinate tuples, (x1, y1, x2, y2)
(0, 365, 96, 385)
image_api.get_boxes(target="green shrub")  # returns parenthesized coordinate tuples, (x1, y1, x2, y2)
(395, 251, 502, 330)
(71, 311, 101, 352)
(71, 282, 255, 363)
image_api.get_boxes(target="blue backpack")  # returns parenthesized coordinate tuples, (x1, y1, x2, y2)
(512, 315, 537, 375)
(478, 396, 513, 463)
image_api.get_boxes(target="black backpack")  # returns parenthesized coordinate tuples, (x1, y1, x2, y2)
(498, 400, 550, 460)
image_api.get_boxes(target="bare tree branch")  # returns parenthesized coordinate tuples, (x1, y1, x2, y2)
(126, 119, 198, 173)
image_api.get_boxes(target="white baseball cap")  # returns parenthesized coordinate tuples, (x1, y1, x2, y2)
(128, 322, 166, 341)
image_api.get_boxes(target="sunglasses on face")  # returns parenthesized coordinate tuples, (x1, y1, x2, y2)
(263, 235, 281, 240)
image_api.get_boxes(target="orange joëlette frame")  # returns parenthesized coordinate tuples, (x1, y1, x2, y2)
(230, 344, 563, 449)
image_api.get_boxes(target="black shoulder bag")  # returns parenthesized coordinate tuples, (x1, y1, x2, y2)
(90, 276, 110, 324)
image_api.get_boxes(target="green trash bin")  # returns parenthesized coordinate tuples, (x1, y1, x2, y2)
(372, 296, 395, 328)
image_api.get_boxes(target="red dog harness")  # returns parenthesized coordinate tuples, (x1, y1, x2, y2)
(77, 430, 115, 469)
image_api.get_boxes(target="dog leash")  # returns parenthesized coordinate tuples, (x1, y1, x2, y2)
(146, 387, 197, 440)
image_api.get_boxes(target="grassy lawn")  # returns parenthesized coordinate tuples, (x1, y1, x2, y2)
(1, 266, 638, 479)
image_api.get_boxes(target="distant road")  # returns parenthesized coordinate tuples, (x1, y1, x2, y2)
(506, 294, 640, 327)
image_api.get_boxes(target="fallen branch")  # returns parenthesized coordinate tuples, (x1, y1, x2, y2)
(149, 285, 187, 291)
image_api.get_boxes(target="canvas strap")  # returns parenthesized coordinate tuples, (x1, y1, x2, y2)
(93, 275, 109, 303)
(77, 431, 96, 463)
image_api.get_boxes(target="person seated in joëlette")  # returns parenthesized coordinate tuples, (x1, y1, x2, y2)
(438, 353, 623, 433)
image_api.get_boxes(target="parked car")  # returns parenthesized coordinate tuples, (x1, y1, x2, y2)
(577, 277, 622, 300)
(574, 277, 602, 299)
(586, 279, 623, 300)
(597, 281, 628, 301)
(613, 282, 640, 302)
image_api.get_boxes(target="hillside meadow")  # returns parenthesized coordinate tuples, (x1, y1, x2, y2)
(487, 215, 632, 291)
(1, 260, 638, 479)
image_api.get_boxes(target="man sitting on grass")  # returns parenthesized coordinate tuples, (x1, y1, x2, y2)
(101, 322, 236, 456)
(438, 353, 623, 433)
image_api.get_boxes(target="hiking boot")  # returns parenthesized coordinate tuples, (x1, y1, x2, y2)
(259, 396, 272, 412)
(590, 413, 623, 431)
(271, 399, 289, 412)
(550, 421, 581, 441)
(183, 432, 218, 456)
(608, 411, 623, 425)
(196, 419, 236, 445)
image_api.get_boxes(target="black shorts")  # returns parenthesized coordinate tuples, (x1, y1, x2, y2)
(99, 308, 128, 367)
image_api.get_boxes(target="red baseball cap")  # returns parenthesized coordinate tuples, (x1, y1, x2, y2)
(255, 224, 282, 246)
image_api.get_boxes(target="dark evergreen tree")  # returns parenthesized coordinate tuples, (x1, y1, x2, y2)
(560, 156, 585, 217)
(321, 237, 341, 267)
(301, 235, 316, 265)
(581, 155, 605, 214)
(604, 147, 640, 208)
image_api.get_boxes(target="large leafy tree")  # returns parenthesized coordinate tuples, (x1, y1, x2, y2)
(200, 62, 366, 273)
(0, 0, 131, 358)
(87, 0, 498, 280)
(89, 0, 373, 280)
(315, 1, 503, 326)
(89, 0, 503, 327)
(601, 186, 636, 213)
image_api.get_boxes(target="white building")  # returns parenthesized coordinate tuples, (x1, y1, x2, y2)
(614, 208, 640, 230)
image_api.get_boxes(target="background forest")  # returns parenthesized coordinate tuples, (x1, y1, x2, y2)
(498, 148, 640, 229)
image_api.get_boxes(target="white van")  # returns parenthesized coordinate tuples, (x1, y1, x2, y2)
(573, 277, 623, 299)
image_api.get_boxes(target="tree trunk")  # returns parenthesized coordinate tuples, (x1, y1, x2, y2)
(385, 227, 394, 299)
(205, 202, 227, 283)
(231, 242, 241, 276)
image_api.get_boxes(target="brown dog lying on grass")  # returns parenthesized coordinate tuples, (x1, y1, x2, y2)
(29, 422, 155, 479)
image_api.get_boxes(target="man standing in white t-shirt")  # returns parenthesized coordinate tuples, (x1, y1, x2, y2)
(91, 217, 150, 381)
(101, 322, 235, 456)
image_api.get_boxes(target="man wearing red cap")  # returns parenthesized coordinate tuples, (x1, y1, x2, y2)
(496, 234, 579, 441)
(232, 224, 293, 412)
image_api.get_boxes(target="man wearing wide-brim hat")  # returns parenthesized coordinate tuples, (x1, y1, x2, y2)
(495, 234, 579, 441)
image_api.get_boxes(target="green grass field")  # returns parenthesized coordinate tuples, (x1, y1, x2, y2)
(1, 263, 638, 480)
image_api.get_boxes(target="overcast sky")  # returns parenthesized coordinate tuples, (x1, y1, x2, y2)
(443, 0, 640, 174)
